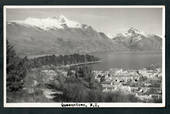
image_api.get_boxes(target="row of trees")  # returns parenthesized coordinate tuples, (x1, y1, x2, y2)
(29, 53, 100, 68)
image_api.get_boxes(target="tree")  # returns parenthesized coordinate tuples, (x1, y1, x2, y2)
(7, 41, 27, 92)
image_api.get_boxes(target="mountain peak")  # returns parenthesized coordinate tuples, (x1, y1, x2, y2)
(128, 27, 140, 33)
(112, 27, 148, 42)
(58, 15, 68, 23)
(127, 27, 146, 36)
(9, 15, 83, 30)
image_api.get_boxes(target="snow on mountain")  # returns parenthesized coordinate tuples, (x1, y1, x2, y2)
(119, 27, 147, 40)
(112, 27, 148, 42)
(58, 15, 82, 28)
(8, 15, 83, 30)
(112, 27, 162, 50)
(126, 27, 147, 36)
(106, 33, 115, 39)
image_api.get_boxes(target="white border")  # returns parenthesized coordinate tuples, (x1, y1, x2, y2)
(3, 5, 165, 108)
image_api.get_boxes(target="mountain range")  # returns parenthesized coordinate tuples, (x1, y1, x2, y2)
(7, 15, 162, 57)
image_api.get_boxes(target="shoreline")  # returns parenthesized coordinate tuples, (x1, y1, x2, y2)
(56, 60, 102, 68)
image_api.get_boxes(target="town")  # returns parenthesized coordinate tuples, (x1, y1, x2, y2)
(93, 68, 162, 102)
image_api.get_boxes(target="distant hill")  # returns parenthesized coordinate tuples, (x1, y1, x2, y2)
(112, 27, 162, 50)
(7, 15, 162, 57)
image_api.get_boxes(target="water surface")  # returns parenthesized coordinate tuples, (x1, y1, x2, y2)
(90, 51, 162, 71)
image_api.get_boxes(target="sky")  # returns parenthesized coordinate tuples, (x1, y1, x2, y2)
(6, 7, 163, 37)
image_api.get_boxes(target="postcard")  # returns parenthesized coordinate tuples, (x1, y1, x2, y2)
(3, 5, 165, 107)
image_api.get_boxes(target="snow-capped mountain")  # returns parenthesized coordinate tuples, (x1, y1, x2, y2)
(112, 27, 162, 50)
(8, 15, 83, 30)
(7, 16, 162, 57)
(7, 15, 127, 56)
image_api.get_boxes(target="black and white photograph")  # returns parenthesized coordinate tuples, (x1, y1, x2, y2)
(3, 6, 165, 107)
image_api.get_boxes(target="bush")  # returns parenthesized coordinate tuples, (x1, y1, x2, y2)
(59, 78, 89, 102)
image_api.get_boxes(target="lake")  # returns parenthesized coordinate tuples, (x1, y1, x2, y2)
(90, 50, 162, 71)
